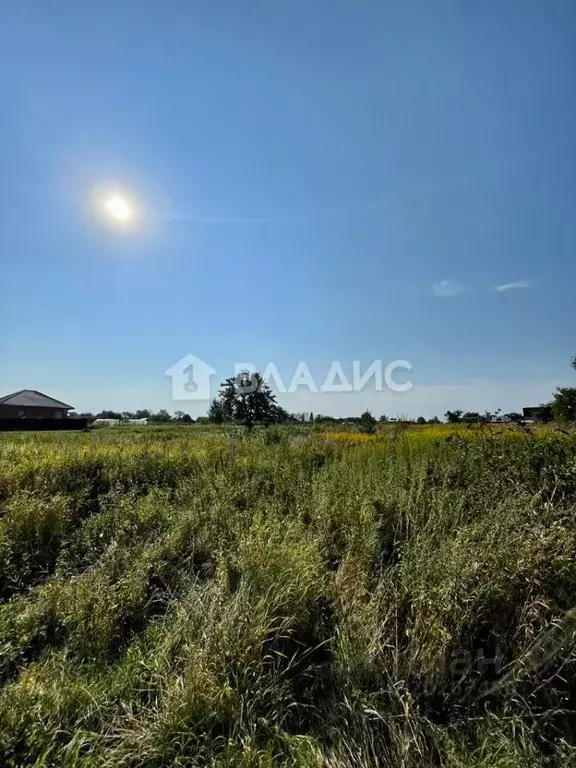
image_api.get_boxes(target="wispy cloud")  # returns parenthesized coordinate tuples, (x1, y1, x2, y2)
(494, 280, 530, 292)
(432, 279, 467, 298)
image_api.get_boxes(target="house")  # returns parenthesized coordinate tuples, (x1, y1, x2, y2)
(0, 390, 74, 419)
(522, 406, 549, 423)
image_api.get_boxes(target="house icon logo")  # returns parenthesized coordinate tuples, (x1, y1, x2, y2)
(165, 354, 216, 401)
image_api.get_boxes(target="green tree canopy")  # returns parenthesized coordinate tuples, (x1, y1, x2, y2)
(462, 412, 482, 423)
(148, 409, 172, 423)
(96, 410, 122, 420)
(208, 398, 225, 424)
(210, 371, 286, 429)
(552, 388, 576, 422)
(359, 410, 377, 434)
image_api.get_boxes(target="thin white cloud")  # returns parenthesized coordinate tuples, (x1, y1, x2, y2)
(432, 279, 467, 298)
(494, 280, 530, 292)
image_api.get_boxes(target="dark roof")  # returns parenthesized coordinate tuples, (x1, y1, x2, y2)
(0, 390, 73, 409)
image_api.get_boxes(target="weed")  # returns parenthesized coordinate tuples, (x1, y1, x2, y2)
(0, 425, 575, 765)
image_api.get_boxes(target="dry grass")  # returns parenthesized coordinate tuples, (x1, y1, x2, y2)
(0, 424, 575, 766)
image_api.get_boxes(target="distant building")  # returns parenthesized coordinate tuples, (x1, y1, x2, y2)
(92, 418, 148, 427)
(0, 390, 73, 419)
(522, 406, 549, 423)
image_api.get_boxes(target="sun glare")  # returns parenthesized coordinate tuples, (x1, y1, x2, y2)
(93, 185, 147, 234)
(104, 195, 132, 220)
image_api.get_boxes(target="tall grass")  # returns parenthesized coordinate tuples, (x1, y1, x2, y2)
(0, 425, 575, 766)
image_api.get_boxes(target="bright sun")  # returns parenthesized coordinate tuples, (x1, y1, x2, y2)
(104, 195, 132, 220)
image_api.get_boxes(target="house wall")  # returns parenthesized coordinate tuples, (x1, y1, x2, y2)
(522, 407, 547, 422)
(0, 418, 87, 431)
(0, 405, 68, 419)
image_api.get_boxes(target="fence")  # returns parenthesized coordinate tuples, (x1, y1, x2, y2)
(0, 418, 89, 432)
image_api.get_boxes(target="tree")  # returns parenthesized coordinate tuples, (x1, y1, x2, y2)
(359, 410, 377, 434)
(551, 388, 576, 422)
(173, 410, 193, 424)
(149, 409, 171, 423)
(462, 412, 481, 423)
(538, 402, 554, 423)
(97, 410, 122, 420)
(428, 416, 441, 424)
(416, 416, 427, 425)
(213, 371, 283, 429)
(504, 412, 523, 423)
(208, 399, 225, 424)
(445, 409, 463, 423)
(276, 405, 291, 423)
(378, 414, 388, 423)
(134, 409, 151, 420)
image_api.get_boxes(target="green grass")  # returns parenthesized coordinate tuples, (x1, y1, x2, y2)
(0, 424, 576, 766)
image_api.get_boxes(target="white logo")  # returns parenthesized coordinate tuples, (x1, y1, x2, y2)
(233, 360, 412, 393)
(166, 356, 412, 401)
(165, 354, 216, 401)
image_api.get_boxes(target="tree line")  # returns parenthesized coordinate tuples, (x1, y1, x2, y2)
(77, 409, 194, 424)
(77, 356, 576, 428)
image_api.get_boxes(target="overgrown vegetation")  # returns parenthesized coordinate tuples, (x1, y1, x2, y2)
(1, 424, 576, 766)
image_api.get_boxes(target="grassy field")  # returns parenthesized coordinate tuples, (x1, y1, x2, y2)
(1, 424, 576, 767)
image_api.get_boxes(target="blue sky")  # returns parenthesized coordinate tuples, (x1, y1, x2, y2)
(1, 0, 575, 417)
